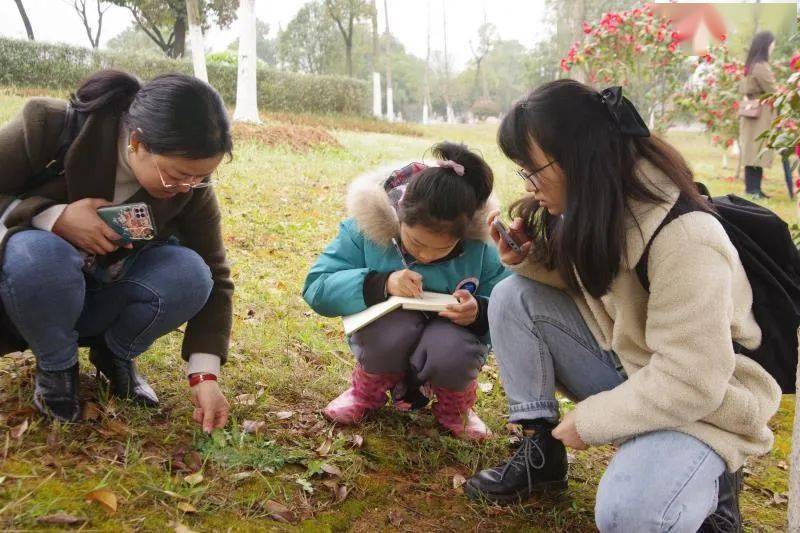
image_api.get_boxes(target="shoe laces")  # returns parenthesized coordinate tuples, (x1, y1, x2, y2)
(499, 433, 547, 493)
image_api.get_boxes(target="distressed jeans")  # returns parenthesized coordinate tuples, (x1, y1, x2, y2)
(489, 275, 725, 532)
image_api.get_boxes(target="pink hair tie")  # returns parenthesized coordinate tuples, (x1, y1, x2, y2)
(436, 160, 465, 176)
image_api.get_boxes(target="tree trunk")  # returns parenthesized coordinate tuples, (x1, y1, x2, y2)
(234, 0, 261, 123)
(442, 0, 453, 123)
(172, 15, 187, 58)
(14, 0, 34, 41)
(186, 0, 207, 82)
(789, 331, 800, 532)
(383, 0, 394, 122)
(346, 39, 353, 77)
(371, 0, 381, 117)
(422, 0, 431, 124)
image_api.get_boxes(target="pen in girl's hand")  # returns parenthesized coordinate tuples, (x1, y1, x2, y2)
(391, 237, 423, 299)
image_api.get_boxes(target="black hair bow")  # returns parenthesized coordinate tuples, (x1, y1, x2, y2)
(599, 86, 650, 138)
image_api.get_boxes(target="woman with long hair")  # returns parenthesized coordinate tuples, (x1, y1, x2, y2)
(740, 30, 777, 198)
(464, 80, 781, 532)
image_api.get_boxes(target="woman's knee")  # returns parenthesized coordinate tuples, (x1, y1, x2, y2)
(142, 245, 213, 313)
(2, 231, 84, 293)
(488, 275, 569, 327)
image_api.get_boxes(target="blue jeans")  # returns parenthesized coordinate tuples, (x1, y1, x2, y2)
(0, 230, 213, 371)
(489, 275, 725, 532)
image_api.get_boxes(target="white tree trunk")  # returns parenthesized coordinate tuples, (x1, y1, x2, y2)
(422, 100, 429, 125)
(186, 0, 207, 82)
(233, 0, 260, 123)
(386, 87, 394, 122)
(372, 72, 382, 117)
(789, 330, 800, 532)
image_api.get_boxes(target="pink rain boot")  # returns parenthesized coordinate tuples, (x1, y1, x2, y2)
(432, 381, 491, 441)
(323, 365, 402, 424)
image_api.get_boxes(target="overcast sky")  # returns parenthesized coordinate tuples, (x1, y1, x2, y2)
(0, 1, 795, 72)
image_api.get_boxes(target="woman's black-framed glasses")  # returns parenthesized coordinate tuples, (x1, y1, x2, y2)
(516, 160, 554, 192)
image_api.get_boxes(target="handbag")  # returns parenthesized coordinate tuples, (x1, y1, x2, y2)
(738, 97, 762, 119)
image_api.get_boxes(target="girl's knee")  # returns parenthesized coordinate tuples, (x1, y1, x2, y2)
(419, 325, 485, 389)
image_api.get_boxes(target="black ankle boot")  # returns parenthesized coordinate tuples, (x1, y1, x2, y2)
(34, 363, 81, 422)
(464, 420, 568, 504)
(89, 340, 159, 407)
(698, 469, 743, 533)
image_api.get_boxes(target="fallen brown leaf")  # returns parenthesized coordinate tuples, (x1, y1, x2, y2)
(388, 510, 404, 527)
(452, 474, 466, 489)
(97, 419, 128, 438)
(274, 411, 294, 420)
(176, 502, 198, 514)
(86, 488, 117, 514)
(185, 451, 203, 472)
(10, 419, 28, 439)
(316, 437, 332, 456)
(264, 499, 295, 523)
(242, 420, 266, 434)
(184, 471, 203, 486)
(37, 512, 87, 526)
(335, 485, 349, 503)
(235, 393, 256, 406)
(349, 434, 364, 448)
(230, 471, 256, 482)
(321, 463, 342, 477)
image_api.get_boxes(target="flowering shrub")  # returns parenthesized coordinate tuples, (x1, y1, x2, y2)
(671, 40, 744, 149)
(759, 53, 800, 162)
(560, 4, 685, 129)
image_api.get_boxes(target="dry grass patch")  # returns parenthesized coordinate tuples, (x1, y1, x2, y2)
(231, 121, 342, 152)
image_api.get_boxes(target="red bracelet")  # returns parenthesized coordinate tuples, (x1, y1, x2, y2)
(189, 372, 218, 387)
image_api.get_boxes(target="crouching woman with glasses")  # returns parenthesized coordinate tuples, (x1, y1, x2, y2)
(0, 69, 234, 430)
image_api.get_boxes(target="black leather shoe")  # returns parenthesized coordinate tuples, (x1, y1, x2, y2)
(698, 469, 743, 533)
(464, 421, 568, 504)
(33, 363, 81, 422)
(89, 341, 159, 408)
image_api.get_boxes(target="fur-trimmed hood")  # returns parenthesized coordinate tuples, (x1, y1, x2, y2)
(345, 162, 499, 247)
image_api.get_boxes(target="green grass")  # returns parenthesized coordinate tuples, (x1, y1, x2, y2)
(0, 95, 792, 531)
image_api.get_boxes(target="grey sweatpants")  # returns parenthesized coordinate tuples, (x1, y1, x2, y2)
(349, 309, 487, 391)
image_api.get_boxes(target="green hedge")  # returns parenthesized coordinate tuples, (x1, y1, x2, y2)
(0, 37, 370, 115)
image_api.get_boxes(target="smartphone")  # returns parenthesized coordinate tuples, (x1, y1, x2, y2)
(97, 202, 157, 244)
(492, 217, 522, 253)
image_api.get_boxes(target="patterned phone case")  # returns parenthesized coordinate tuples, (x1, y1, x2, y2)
(97, 203, 156, 243)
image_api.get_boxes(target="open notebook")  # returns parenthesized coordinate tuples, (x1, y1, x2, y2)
(342, 291, 458, 335)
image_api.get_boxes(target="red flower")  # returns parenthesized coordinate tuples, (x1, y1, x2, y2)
(670, 31, 680, 42)
(720, 33, 727, 42)
(635, 44, 643, 53)
(656, 30, 665, 42)
(725, 139, 734, 147)
(583, 21, 592, 34)
(560, 58, 570, 72)
(790, 53, 800, 72)
(732, 101, 740, 111)
(702, 54, 713, 64)
(712, 135, 721, 144)
(796, 144, 800, 158)
(668, 42, 678, 53)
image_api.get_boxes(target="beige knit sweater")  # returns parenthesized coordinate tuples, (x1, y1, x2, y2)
(510, 161, 782, 471)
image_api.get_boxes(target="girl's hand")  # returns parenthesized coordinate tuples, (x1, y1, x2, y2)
(552, 410, 588, 450)
(191, 379, 230, 433)
(486, 210, 532, 266)
(387, 269, 424, 298)
(52, 198, 132, 255)
(439, 289, 479, 326)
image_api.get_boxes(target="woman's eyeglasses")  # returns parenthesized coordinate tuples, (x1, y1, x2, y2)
(154, 159, 216, 190)
(516, 160, 555, 192)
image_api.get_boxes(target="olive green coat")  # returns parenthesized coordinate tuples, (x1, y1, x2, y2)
(739, 61, 776, 168)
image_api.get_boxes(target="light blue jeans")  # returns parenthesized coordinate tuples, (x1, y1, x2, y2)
(489, 275, 725, 533)
(0, 230, 213, 371)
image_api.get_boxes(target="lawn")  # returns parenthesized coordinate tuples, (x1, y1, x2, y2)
(0, 90, 793, 532)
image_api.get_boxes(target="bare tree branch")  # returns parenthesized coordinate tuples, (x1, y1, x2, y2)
(14, 0, 35, 41)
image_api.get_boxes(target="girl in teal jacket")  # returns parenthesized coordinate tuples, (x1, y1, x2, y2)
(303, 142, 509, 440)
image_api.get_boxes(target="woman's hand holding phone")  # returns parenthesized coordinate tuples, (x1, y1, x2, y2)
(487, 210, 531, 265)
(53, 198, 131, 255)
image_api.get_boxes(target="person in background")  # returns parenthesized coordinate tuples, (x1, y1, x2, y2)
(739, 31, 777, 199)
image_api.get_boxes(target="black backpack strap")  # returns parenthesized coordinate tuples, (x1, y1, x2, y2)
(635, 193, 702, 292)
(28, 103, 86, 188)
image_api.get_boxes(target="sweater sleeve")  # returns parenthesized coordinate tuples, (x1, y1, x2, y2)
(573, 240, 738, 445)
(302, 220, 371, 317)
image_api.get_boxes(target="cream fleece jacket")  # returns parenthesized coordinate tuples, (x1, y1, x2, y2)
(510, 161, 782, 471)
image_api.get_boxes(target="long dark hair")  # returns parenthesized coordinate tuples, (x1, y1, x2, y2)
(498, 79, 706, 298)
(72, 69, 232, 159)
(744, 31, 775, 73)
(399, 141, 493, 238)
